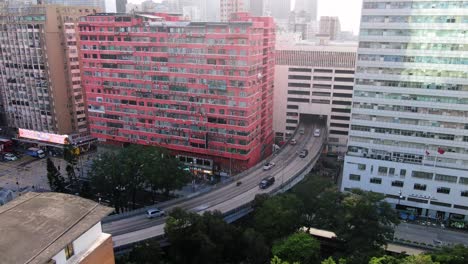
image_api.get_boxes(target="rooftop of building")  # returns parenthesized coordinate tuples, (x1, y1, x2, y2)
(0, 192, 113, 264)
(277, 40, 358, 52)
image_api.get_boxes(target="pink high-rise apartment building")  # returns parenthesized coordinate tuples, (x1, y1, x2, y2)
(78, 12, 275, 174)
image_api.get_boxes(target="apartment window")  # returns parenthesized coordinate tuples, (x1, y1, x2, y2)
(430, 201, 451, 208)
(287, 105, 299, 109)
(392, 181, 404, 187)
(330, 130, 348, 135)
(332, 100, 352, 106)
(412, 171, 433, 180)
(370, 177, 382, 184)
(400, 169, 407, 177)
(331, 115, 350, 121)
(334, 77, 354, 82)
(437, 187, 450, 194)
(288, 82, 311, 88)
(288, 75, 311, 80)
(414, 183, 427, 191)
(288, 90, 310, 95)
(435, 174, 457, 183)
(333, 93, 353, 98)
(334, 85, 353, 90)
(314, 69, 333, 73)
(335, 70, 354, 74)
(349, 174, 361, 181)
(64, 243, 74, 260)
(332, 108, 351, 113)
(456, 177, 468, 186)
(378, 166, 388, 175)
(289, 68, 311, 72)
(389, 168, 395, 175)
(461, 191, 468, 197)
(330, 123, 349, 128)
(287, 98, 309, 103)
(358, 164, 366, 170)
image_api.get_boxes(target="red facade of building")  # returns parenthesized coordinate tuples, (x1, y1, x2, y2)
(78, 12, 275, 173)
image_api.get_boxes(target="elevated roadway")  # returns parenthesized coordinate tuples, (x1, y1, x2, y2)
(103, 121, 326, 248)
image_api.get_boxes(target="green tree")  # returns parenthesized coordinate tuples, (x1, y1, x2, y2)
(119, 145, 147, 209)
(253, 193, 304, 243)
(294, 176, 343, 230)
(89, 152, 128, 213)
(124, 239, 165, 264)
(272, 232, 320, 264)
(63, 144, 79, 193)
(270, 256, 300, 264)
(240, 228, 270, 264)
(338, 189, 400, 264)
(142, 147, 189, 199)
(321, 257, 347, 264)
(369, 255, 403, 264)
(400, 255, 439, 264)
(165, 208, 243, 264)
(430, 245, 468, 264)
(46, 158, 66, 192)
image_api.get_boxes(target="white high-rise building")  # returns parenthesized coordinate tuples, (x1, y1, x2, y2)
(342, 1, 468, 224)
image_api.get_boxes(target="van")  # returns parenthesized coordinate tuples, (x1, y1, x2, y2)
(313, 129, 321, 137)
(259, 176, 275, 189)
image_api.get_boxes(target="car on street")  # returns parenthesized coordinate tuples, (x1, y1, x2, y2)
(259, 176, 275, 189)
(313, 129, 321, 137)
(3, 153, 18, 161)
(263, 162, 276, 170)
(299, 149, 308, 158)
(299, 128, 305, 135)
(146, 208, 166, 219)
(290, 138, 297, 145)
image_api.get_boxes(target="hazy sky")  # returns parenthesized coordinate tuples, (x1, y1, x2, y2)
(127, 0, 363, 33)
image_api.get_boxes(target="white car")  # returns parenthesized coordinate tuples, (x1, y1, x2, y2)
(3, 153, 18, 161)
(299, 128, 305, 135)
(146, 208, 166, 219)
(290, 139, 297, 145)
(313, 129, 321, 137)
(263, 162, 276, 171)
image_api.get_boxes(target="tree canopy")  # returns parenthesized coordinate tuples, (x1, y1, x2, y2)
(89, 145, 190, 212)
(272, 231, 321, 264)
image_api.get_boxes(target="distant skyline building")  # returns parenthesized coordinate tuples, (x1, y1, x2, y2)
(249, 0, 264, 16)
(45, 0, 106, 11)
(220, 0, 245, 22)
(116, 0, 127, 12)
(319, 16, 341, 40)
(268, 0, 291, 20)
(294, 0, 317, 21)
(274, 42, 357, 153)
(342, 0, 468, 223)
(79, 12, 275, 173)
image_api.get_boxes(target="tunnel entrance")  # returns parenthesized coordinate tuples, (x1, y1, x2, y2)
(299, 113, 327, 126)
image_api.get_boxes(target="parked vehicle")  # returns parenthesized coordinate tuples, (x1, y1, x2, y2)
(146, 208, 166, 219)
(299, 149, 309, 158)
(313, 129, 321, 137)
(259, 176, 275, 189)
(25, 147, 45, 158)
(263, 162, 276, 171)
(299, 128, 305, 135)
(290, 139, 297, 145)
(0, 138, 14, 153)
(3, 153, 18, 161)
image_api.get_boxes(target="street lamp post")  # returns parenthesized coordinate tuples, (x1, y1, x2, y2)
(398, 190, 403, 205)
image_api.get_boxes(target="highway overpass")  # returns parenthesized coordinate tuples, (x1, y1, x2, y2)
(103, 121, 326, 249)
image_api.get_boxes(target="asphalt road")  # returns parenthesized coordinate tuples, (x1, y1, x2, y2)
(104, 122, 326, 247)
(395, 222, 468, 247)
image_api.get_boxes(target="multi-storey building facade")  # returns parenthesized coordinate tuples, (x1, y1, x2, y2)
(274, 43, 357, 153)
(342, 0, 468, 223)
(79, 12, 275, 173)
(0, 4, 97, 135)
(45, 0, 106, 12)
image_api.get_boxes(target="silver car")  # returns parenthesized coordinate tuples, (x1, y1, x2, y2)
(146, 208, 166, 219)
